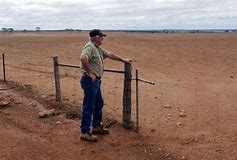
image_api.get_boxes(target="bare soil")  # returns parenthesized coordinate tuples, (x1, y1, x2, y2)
(0, 81, 171, 160)
(0, 32, 236, 160)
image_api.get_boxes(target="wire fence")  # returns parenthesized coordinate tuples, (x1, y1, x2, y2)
(0, 53, 132, 126)
(53, 56, 132, 127)
(132, 70, 237, 152)
(1, 53, 236, 137)
(0, 53, 54, 98)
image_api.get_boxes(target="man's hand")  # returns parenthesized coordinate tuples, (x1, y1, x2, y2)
(107, 52, 132, 64)
(123, 58, 132, 64)
(87, 72, 97, 82)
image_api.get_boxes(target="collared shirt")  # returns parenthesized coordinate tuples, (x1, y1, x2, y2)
(80, 40, 109, 77)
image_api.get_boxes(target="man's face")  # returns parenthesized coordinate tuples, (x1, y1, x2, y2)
(94, 35, 103, 46)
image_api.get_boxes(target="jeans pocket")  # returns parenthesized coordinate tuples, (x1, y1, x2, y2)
(81, 76, 92, 90)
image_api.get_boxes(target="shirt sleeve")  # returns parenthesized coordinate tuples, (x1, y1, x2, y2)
(81, 46, 93, 58)
(100, 47, 110, 59)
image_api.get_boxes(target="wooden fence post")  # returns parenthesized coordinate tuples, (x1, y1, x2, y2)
(2, 54, 6, 82)
(123, 62, 132, 128)
(53, 56, 61, 102)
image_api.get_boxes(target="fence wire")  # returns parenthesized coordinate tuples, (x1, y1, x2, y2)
(1, 53, 54, 99)
(132, 70, 237, 158)
(1, 53, 236, 138)
(0, 53, 127, 124)
(58, 64, 125, 123)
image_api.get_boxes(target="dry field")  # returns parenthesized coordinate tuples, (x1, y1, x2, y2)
(0, 32, 237, 160)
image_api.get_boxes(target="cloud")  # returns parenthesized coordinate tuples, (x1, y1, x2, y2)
(0, 0, 236, 30)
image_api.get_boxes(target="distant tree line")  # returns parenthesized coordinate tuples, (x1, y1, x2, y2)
(65, 28, 81, 32)
(1, 27, 41, 32)
(1, 27, 82, 32)
(2, 27, 14, 32)
(1, 27, 236, 33)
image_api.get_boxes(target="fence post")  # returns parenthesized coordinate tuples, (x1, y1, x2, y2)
(53, 56, 61, 102)
(2, 54, 6, 82)
(136, 69, 139, 132)
(123, 62, 132, 128)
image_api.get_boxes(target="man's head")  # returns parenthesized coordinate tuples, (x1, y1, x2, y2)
(89, 29, 106, 46)
(89, 29, 106, 38)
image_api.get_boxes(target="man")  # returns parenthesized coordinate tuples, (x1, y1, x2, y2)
(80, 29, 132, 142)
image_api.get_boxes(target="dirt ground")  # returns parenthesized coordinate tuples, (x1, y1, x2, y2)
(0, 81, 172, 160)
(0, 32, 236, 160)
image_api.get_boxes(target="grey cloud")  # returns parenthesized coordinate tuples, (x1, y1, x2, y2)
(0, 0, 237, 30)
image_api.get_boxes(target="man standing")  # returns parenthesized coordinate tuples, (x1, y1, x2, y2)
(80, 29, 132, 142)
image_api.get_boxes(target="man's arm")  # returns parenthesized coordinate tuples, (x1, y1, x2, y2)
(80, 55, 90, 73)
(80, 55, 96, 81)
(107, 52, 132, 63)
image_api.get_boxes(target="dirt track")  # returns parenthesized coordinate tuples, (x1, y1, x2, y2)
(0, 32, 237, 159)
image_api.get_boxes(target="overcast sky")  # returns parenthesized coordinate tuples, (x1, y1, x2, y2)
(0, 0, 237, 30)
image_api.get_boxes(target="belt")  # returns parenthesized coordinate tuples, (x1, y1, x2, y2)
(83, 73, 101, 80)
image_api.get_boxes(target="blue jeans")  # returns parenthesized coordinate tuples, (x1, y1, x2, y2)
(80, 75, 104, 133)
